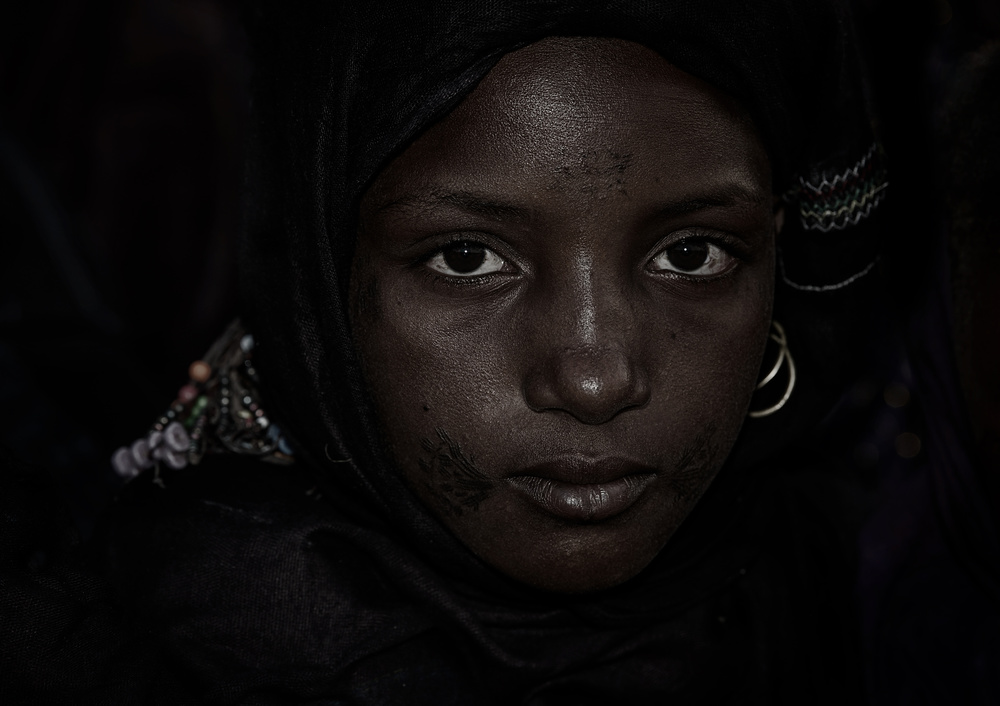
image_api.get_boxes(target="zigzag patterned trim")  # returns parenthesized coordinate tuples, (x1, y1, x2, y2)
(797, 143, 888, 232)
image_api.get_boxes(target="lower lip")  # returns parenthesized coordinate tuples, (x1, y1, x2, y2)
(507, 474, 655, 522)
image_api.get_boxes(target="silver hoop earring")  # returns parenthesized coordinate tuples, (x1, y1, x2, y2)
(748, 320, 796, 419)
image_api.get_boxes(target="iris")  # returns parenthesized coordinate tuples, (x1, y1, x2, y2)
(665, 240, 709, 272)
(443, 242, 486, 273)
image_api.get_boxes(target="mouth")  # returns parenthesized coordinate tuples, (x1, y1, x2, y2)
(507, 458, 657, 523)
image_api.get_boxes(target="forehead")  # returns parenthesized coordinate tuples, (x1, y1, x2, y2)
(365, 37, 771, 211)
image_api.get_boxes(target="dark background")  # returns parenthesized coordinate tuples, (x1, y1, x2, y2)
(0, 0, 247, 534)
(0, 0, 997, 537)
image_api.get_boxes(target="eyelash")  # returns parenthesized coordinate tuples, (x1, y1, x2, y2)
(418, 230, 748, 288)
(646, 230, 747, 282)
(417, 235, 515, 287)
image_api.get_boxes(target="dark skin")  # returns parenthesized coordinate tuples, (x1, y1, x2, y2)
(351, 37, 778, 593)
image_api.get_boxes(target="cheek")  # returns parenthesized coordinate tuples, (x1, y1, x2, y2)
(353, 295, 517, 526)
(643, 273, 774, 430)
(351, 267, 512, 465)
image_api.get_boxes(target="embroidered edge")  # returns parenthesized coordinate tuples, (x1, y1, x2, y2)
(796, 143, 889, 233)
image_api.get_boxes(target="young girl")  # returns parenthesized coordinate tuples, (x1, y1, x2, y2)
(9, 1, 895, 703)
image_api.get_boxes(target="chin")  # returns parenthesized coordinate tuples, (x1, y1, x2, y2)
(473, 500, 687, 594)
(496, 532, 669, 594)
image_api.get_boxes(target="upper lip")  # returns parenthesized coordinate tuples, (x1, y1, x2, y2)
(510, 456, 657, 485)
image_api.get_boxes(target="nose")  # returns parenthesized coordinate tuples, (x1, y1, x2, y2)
(523, 345, 650, 425)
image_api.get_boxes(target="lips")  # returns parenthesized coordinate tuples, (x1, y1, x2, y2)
(507, 458, 656, 522)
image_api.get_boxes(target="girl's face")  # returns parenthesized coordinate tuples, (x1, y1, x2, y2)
(351, 37, 776, 593)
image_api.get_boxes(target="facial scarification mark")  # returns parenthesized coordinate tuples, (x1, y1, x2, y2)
(668, 422, 720, 501)
(417, 428, 495, 517)
(549, 150, 633, 194)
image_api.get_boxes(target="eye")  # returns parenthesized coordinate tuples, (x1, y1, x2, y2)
(649, 238, 735, 277)
(427, 241, 507, 277)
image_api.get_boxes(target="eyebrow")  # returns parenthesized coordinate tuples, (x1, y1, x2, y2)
(651, 182, 769, 218)
(374, 181, 767, 221)
(374, 190, 530, 222)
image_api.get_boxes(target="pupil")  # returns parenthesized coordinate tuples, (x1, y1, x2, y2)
(443, 242, 486, 273)
(666, 240, 709, 271)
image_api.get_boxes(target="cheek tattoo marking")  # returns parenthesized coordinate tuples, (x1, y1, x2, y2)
(417, 428, 495, 517)
(668, 422, 720, 501)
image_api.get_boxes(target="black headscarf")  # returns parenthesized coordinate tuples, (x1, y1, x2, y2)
(107, 1, 887, 703)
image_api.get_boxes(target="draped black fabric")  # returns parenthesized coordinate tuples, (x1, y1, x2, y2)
(6, 1, 890, 703)
(99, 449, 864, 704)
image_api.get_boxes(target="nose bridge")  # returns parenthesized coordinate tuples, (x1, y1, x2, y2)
(522, 248, 649, 424)
(560, 248, 626, 348)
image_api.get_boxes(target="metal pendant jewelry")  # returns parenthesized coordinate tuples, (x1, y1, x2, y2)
(111, 319, 295, 480)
